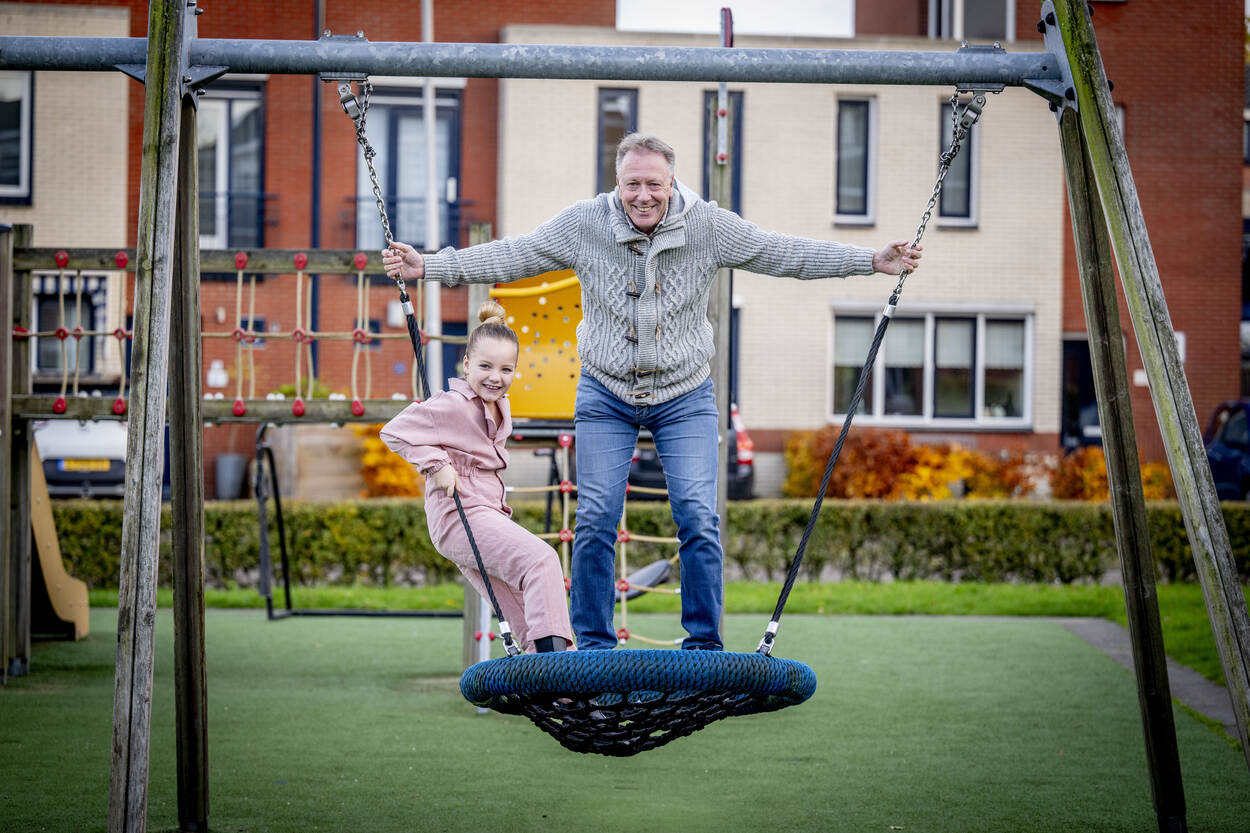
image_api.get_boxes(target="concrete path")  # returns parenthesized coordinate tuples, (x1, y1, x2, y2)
(1060, 617, 1238, 737)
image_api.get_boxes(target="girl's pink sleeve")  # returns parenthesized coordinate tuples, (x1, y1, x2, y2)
(379, 399, 451, 475)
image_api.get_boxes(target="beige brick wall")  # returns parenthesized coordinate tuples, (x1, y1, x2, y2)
(500, 26, 1064, 437)
(0, 3, 130, 248)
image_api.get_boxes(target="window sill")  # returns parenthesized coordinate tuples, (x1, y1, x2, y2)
(934, 218, 979, 230)
(829, 415, 1032, 432)
(833, 215, 875, 229)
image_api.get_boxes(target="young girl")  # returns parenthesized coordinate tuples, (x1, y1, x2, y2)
(380, 300, 573, 653)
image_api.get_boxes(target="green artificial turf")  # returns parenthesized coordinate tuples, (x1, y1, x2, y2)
(2, 609, 1248, 833)
(88, 579, 1249, 685)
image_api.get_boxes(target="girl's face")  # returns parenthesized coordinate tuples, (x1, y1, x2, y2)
(462, 336, 518, 406)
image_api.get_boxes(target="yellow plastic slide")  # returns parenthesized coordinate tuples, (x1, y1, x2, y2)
(29, 441, 89, 640)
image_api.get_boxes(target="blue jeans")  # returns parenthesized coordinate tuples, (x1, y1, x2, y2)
(571, 375, 723, 651)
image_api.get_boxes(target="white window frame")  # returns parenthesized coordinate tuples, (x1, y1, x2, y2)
(829, 303, 1034, 430)
(928, 0, 1016, 42)
(197, 86, 264, 250)
(834, 96, 876, 226)
(0, 70, 33, 203)
(937, 98, 979, 228)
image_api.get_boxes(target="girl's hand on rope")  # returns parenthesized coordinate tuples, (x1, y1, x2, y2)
(382, 240, 425, 281)
(872, 240, 923, 275)
(429, 464, 458, 498)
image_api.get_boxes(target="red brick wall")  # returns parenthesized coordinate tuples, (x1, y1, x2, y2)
(1025, 1, 1244, 460)
(855, 0, 926, 37)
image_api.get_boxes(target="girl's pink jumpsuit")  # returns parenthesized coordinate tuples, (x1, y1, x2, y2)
(380, 377, 574, 652)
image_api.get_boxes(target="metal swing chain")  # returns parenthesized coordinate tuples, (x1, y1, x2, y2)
(337, 79, 432, 403)
(888, 90, 986, 306)
(756, 90, 989, 657)
(338, 78, 517, 654)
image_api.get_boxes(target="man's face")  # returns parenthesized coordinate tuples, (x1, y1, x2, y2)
(617, 150, 674, 234)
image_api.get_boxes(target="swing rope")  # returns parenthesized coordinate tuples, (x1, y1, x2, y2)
(757, 90, 988, 656)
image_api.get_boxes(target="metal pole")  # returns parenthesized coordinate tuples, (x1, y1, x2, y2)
(108, 1, 187, 830)
(1052, 0, 1250, 774)
(0, 36, 1060, 87)
(6, 223, 33, 681)
(422, 0, 442, 397)
(1057, 103, 1187, 833)
(0, 222, 12, 688)
(708, 6, 734, 645)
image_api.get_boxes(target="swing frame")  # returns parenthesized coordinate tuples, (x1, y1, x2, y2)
(0, 1, 1246, 830)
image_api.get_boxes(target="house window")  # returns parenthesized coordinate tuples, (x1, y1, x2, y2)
(984, 319, 1025, 418)
(939, 100, 976, 224)
(884, 318, 924, 416)
(832, 310, 1031, 426)
(702, 90, 743, 214)
(0, 71, 32, 204)
(934, 317, 974, 417)
(832, 316, 875, 415)
(31, 274, 108, 376)
(1242, 110, 1248, 164)
(928, 0, 1014, 41)
(597, 89, 637, 194)
(835, 99, 873, 223)
(198, 87, 265, 249)
(238, 316, 267, 348)
(355, 88, 461, 252)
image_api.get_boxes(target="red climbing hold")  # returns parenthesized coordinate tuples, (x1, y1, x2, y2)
(54, 250, 69, 268)
(52, 396, 67, 414)
(232, 398, 246, 417)
(234, 252, 248, 270)
(293, 252, 308, 270)
(350, 399, 365, 417)
(292, 398, 306, 417)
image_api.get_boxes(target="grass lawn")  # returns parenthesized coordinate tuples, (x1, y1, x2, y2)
(3, 603, 1249, 832)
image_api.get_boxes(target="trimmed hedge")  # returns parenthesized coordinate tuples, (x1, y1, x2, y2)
(49, 498, 1250, 590)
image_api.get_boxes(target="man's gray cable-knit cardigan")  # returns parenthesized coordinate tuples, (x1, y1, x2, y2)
(424, 181, 877, 405)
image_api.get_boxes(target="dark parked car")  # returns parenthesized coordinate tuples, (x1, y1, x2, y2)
(1204, 399, 1250, 501)
(628, 404, 755, 501)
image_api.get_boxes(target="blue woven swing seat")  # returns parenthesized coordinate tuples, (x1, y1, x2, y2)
(460, 649, 816, 756)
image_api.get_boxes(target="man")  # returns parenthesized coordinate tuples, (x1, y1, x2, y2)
(383, 133, 921, 651)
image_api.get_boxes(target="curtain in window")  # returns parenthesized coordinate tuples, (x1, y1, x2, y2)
(935, 317, 974, 417)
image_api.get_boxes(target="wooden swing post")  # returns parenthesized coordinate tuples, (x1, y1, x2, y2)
(1053, 0, 1250, 775)
(108, 1, 191, 831)
(1057, 102, 1187, 831)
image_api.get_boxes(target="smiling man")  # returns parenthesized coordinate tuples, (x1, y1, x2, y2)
(382, 133, 921, 651)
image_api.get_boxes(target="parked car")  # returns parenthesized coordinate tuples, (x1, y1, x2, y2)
(628, 404, 755, 501)
(33, 419, 128, 499)
(1204, 399, 1250, 501)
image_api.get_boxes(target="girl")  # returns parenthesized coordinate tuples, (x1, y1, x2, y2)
(380, 300, 573, 653)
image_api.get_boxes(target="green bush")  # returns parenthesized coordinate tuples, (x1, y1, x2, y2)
(50, 498, 1250, 589)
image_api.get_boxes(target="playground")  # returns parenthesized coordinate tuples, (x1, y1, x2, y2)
(3, 1, 1250, 832)
(3, 605, 1249, 833)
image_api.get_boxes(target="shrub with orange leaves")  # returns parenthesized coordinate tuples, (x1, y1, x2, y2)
(1050, 445, 1175, 501)
(353, 423, 423, 498)
(784, 427, 1039, 500)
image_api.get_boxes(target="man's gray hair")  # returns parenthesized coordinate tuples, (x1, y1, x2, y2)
(615, 133, 676, 176)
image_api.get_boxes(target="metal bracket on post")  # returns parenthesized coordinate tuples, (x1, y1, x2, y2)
(115, 1, 227, 98)
(316, 30, 371, 86)
(1026, 0, 1080, 116)
(954, 41, 1007, 95)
